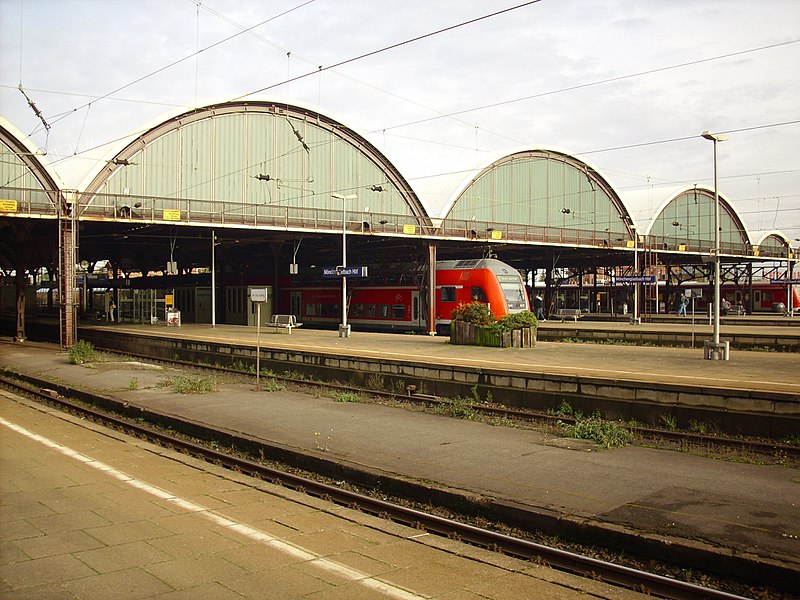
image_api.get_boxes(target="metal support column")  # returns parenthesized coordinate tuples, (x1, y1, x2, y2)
(58, 192, 77, 348)
(427, 242, 437, 335)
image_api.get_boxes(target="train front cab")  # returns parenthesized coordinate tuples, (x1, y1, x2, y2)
(434, 258, 529, 335)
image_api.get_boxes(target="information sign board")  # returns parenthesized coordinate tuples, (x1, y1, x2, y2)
(0, 199, 18, 212)
(322, 266, 368, 278)
(249, 287, 269, 303)
(616, 275, 656, 284)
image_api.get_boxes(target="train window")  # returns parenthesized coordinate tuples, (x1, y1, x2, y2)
(501, 282, 526, 309)
(305, 303, 316, 316)
(352, 303, 364, 318)
(471, 286, 487, 302)
(365, 304, 377, 318)
(392, 304, 405, 319)
(320, 303, 339, 317)
(441, 287, 456, 302)
(379, 304, 390, 318)
(413, 296, 419, 320)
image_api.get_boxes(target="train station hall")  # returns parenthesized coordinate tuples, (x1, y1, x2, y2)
(1, 100, 797, 344)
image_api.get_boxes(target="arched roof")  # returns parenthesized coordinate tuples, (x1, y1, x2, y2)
(0, 118, 65, 215)
(437, 148, 633, 244)
(623, 185, 751, 255)
(752, 230, 792, 259)
(77, 100, 429, 228)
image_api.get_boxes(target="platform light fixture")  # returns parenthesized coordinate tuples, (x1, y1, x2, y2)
(701, 130, 729, 360)
(332, 193, 357, 338)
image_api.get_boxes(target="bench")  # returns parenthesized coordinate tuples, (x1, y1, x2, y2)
(555, 308, 584, 322)
(270, 314, 302, 333)
(728, 304, 746, 316)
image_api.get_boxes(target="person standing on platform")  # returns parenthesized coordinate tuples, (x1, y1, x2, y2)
(677, 295, 689, 317)
(107, 297, 116, 322)
(533, 295, 545, 321)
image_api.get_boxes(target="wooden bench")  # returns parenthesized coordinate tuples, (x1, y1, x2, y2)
(555, 308, 584, 322)
(270, 314, 302, 333)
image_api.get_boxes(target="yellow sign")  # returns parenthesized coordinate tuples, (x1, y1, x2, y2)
(490, 230, 503, 240)
(678, 244, 687, 251)
(163, 209, 181, 221)
(403, 224, 416, 235)
(165, 294, 174, 308)
(626, 240, 635, 248)
(0, 199, 19, 212)
(753, 246, 760, 257)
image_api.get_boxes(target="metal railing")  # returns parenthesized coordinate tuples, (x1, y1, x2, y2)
(0, 186, 789, 260)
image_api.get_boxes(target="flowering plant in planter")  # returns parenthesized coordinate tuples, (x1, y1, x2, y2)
(450, 303, 537, 347)
(450, 301, 496, 326)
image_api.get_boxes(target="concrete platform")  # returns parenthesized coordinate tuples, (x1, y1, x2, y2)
(83, 321, 800, 395)
(1, 337, 798, 591)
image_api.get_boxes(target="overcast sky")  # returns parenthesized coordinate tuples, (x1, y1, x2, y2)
(1, 0, 799, 244)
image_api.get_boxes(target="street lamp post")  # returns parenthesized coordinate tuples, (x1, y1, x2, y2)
(789, 240, 798, 318)
(332, 193, 357, 337)
(211, 230, 216, 328)
(701, 131, 729, 360)
(631, 225, 640, 325)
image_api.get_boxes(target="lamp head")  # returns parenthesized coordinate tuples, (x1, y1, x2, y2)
(701, 131, 728, 142)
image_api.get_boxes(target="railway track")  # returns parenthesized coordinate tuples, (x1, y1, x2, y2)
(0, 371, 778, 599)
(96, 348, 800, 463)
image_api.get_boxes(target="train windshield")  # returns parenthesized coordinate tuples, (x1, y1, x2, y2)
(497, 275, 527, 312)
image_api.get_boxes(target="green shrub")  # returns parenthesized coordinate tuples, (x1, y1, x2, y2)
(68, 340, 97, 364)
(260, 378, 284, 392)
(161, 374, 217, 394)
(435, 396, 479, 420)
(496, 311, 538, 332)
(451, 302, 495, 326)
(560, 413, 634, 448)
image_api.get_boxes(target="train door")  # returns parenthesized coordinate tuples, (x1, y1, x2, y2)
(290, 291, 302, 319)
(410, 290, 422, 329)
(247, 286, 272, 326)
(226, 286, 248, 325)
(195, 287, 211, 323)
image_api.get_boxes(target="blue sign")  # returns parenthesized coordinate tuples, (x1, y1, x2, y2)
(616, 275, 656, 284)
(322, 266, 368, 278)
(770, 279, 800, 285)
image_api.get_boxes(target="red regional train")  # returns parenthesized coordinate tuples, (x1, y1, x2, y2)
(551, 280, 800, 315)
(282, 258, 529, 334)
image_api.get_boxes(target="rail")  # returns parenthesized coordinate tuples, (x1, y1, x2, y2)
(0, 372, 761, 600)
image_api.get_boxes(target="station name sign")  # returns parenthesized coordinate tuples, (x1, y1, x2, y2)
(769, 279, 800, 285)
(249, 287, 270, 303)
(323, 266, 369, 278)
(616, 275, 656, 284)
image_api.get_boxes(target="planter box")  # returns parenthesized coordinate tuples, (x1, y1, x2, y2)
(451, 321, 536, 348)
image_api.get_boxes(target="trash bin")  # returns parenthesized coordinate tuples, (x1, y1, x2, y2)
(772, 302, 785, 314)
(167, 310, 181, 326)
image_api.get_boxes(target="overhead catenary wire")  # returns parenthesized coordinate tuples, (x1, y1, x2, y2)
(368, 38, 800, 135)
(232, 1, 544, 101)
(38, 0, 318, 131)
(5, 2, 796, 233)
